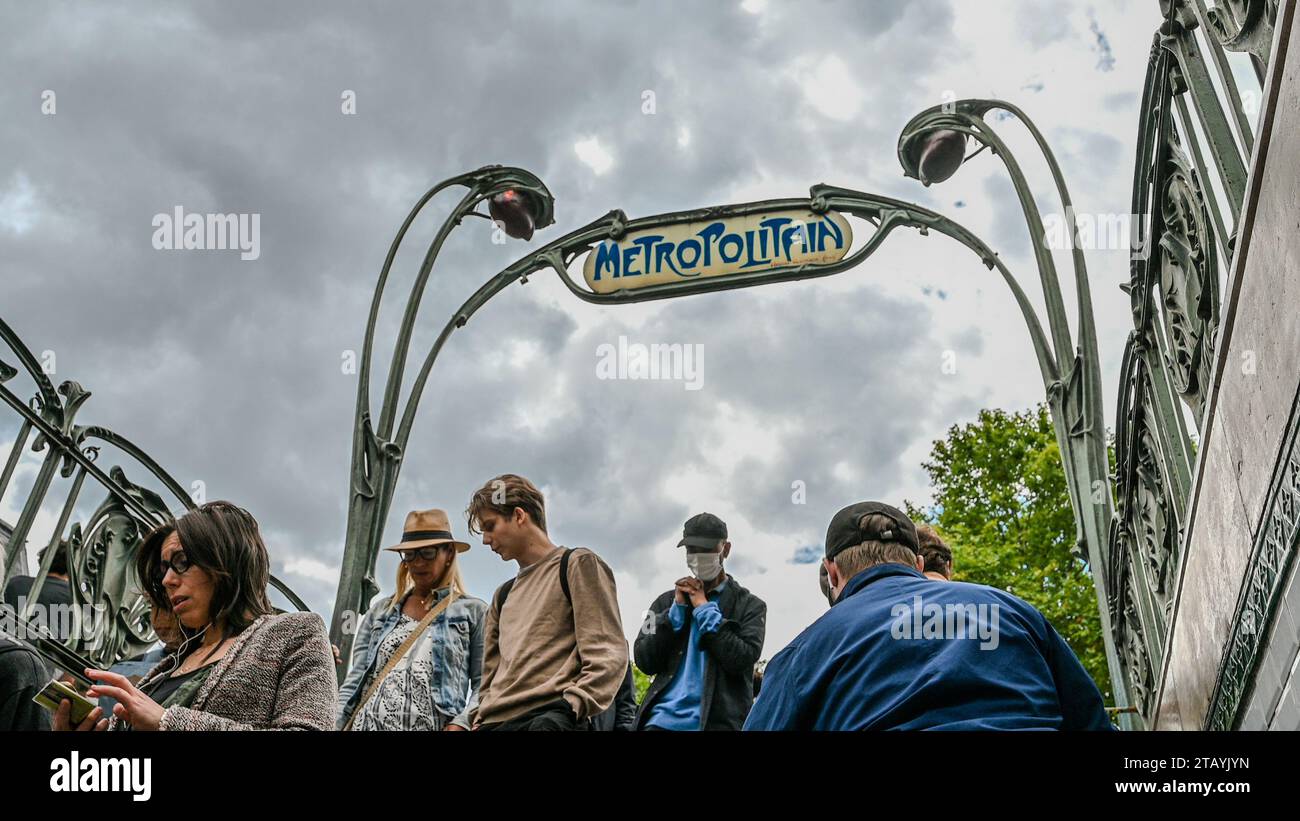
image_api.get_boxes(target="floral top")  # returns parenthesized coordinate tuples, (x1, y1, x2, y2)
(336, 588, 487, 730)
(352, 614, 449, 731)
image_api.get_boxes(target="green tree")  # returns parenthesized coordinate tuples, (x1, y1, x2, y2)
(633, 665, 651, 704)
(907, 404, 1111, 703)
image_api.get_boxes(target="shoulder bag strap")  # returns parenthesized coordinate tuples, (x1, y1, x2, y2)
(342, 590, 461, 731)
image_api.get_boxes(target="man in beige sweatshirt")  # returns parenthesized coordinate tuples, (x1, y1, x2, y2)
(464, 473, 627, 730)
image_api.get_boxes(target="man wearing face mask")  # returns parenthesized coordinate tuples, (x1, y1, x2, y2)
(633, 513, 767, 731)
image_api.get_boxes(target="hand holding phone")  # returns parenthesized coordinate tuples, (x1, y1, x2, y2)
(33, 678, 98, 726)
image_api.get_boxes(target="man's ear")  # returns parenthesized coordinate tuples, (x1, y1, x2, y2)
(825, 558, 841, 590)
(721, 540, 731, 560)
(915, 554, 925, 572)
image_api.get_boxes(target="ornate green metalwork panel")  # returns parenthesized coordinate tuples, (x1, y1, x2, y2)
(0, 317, 309, 672)
(1108, 0, 1279, 729)
(1206, 396, 1300, 729)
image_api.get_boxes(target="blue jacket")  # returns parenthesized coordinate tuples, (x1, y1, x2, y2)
(634, 577, 766, 731)
(337, 588, 488, 729)
(744, 564, 1114, 731)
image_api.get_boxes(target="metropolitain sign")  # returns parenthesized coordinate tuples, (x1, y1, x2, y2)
(582, 207, 853, 294)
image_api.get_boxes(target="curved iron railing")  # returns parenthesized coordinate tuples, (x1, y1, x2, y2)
(0, 316, 309, 673)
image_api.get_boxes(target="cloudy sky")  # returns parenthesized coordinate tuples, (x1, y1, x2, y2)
(5, 0, 1243, 660)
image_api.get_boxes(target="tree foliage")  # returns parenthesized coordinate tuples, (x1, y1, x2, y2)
(907, 404, 1111, 703)
(633, 665, 651, 704)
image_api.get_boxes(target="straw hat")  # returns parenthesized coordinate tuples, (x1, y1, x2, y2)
(383, 508, 471, 553)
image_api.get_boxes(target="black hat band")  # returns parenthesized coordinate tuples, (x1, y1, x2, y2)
(401, 530, 454, 542)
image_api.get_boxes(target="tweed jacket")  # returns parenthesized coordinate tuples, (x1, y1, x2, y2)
(110, 611, 337, 731)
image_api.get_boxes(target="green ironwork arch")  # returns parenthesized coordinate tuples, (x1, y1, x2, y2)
(328, 160, 1112, 717)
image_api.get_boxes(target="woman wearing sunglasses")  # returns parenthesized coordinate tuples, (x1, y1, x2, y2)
(336, 508, 487, 731)
(54, 501, 337, 731)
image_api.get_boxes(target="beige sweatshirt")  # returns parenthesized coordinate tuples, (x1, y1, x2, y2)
(472, 546, 627, 726)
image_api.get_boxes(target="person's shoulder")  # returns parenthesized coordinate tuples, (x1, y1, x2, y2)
(944, 578, 1036, 609)
(262, 610, 329, 640)
(0, 638, 35, 668)
(722, 577, 764, 605)
(764, 631, 808, 674)
(795, 599, 865, 651)
(0, 640, 48, 684)
(648, 588, 676, 608)
(940, 579, 1049, 629)
(248, 613, 332, 666)
(489, 577, 513, 599)
(365, 590, 396, 615)
(2, 574, 30, 601)
(564, 546, 613, 572)
(457, 594, 489, 615)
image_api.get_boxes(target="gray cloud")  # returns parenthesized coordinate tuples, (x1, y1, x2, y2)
(1014, 0, 1073, 48)
(0, 0, 1150, 658)
(790, 544, 821, 565)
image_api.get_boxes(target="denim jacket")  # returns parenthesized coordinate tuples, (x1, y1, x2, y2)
(336, 588, 488, 730)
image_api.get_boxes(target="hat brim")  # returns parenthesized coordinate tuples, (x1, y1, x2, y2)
(384, 538, 471, 554)
(678, 536, 724, 549)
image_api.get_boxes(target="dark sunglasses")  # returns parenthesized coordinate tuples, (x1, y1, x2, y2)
(398, 546, 449, 563)
(153, 551, 194, 584)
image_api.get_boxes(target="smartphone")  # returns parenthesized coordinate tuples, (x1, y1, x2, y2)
(33, 678, 97, 725)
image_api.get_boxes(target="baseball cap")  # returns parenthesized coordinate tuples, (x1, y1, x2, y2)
(824, 501, 920, 560)
(677, 512, 728, 549)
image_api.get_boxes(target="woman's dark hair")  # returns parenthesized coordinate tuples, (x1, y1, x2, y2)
(916, 524, 953, 577)
(136, 501, 275, 652)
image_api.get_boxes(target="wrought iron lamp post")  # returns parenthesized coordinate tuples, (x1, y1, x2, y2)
(331, 110, 1135, 728)
(328, 165, 555, 675)
(897, 99, 1133, 724)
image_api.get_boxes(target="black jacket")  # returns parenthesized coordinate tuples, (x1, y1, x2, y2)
(633, 576, 766, 731)
(0, 637, 52, 731)
(591, 662, 637, 731)
(3, 576, 73, 642)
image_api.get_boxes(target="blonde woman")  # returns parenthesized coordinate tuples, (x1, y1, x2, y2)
(337, 509, 487, 731)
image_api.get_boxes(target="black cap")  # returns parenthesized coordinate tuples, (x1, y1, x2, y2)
(677, 512, 728, 549)
(824, 502, 919, 560)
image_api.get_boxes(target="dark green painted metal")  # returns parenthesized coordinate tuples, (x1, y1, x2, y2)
(329, 170, 1093, 701)
(898, 98, 1132, 726)
(1204, 0, 1280, 78)
(1163, 1, 1251, 218)
(0, 316, 311, 668)
(1109, 0, 1278, 729)
(330, 166, 556, 677)
(1198, 0, 1292, 730)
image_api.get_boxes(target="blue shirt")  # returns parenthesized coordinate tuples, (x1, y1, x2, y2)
(744, 564, 1113, 731)
(645, 581, 727, 731)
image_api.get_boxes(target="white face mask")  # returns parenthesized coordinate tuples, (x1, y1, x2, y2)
(686, 551, 722, 581)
